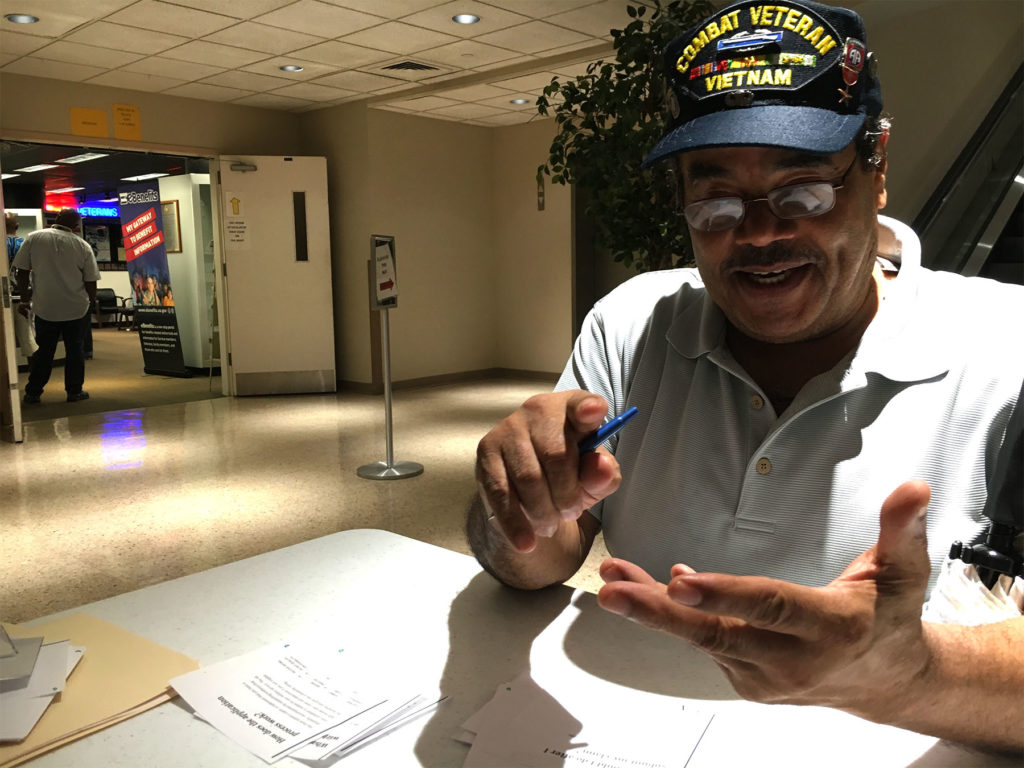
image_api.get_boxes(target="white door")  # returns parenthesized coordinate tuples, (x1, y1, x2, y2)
(216, 156, 335, 396)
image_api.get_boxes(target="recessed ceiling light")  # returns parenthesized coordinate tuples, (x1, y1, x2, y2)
(4, 13, 39, 24)
(452, 13, 480, 24)
(13, 164, 60, 173)
(56, 152, 109, 164)
(2, 173, 21, 179)
(279, 64, 303, 72)
(48, 186, 85, 194)
(121, 173, 169, 181)
(510, 98, 530, 105)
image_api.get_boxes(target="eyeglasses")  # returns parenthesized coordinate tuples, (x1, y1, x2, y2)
(682, 155, 859, 232)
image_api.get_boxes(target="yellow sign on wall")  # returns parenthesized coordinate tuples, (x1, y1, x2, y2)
(113, 103, 142, 141)
(69, 107, 108, 138)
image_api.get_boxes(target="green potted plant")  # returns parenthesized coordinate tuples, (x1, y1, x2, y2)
(537, 0, 713, 272)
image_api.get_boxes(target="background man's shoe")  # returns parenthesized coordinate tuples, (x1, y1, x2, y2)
(66, 391, 90, 402)
(22, 393, 41, 404)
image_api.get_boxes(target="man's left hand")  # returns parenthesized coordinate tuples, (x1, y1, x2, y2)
(597, 479, 933, 715)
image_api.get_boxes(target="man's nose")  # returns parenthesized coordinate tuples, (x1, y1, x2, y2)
(732, 200, 797, 247)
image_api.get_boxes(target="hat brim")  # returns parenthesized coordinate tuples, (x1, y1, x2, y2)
(642, 106, 867, 168)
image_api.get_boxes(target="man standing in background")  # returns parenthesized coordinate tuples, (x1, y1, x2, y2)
(13, 208, 98, 404)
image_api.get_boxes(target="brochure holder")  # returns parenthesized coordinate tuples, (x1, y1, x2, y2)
(357, 235, 423, 481)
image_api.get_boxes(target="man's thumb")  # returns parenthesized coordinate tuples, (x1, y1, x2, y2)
(876, 479, 932, 575)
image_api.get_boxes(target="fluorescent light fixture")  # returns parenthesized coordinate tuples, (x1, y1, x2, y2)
(452, 13, 480, 24)
(510, 98, 530, 105)
(13, 164, 59, 173)
(56, 152, 109, 164)
(4, 13, 39, 24)
(279, 64, 303, 72)
(1, 173, 20, 180)
(48, 186, 85, 193)
(121, 173, 169, 181)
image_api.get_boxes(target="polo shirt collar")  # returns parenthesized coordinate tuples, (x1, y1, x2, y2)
(665, 216, 948, 384)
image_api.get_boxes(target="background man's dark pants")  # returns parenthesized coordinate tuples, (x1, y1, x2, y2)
(26, 313, 90, 396)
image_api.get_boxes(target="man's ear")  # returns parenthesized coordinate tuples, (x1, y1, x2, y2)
(873, 156, 888, 211)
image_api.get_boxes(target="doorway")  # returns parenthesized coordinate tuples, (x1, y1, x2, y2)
(1, 139, 224, 423)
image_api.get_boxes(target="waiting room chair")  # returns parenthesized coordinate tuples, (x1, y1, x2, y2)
(94, 288, 120, 327)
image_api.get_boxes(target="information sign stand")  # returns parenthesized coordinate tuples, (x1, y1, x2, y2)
(357, 235, 423, 481)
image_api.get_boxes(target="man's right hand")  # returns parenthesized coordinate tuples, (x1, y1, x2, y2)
(475, 390, 622, 553)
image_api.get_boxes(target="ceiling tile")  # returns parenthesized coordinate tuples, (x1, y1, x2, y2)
(201, 70, 294, 91)
(400, 2, 531, 38)
(428, 102, 507, 119)
(320, 0, 445, 18)
(338, 21, 458, 55)
(468, 53, 536, 72)
(477, 0, 599, 19)
(31, 40, 142, 68)
(545, 0, 634, 39)
(435, 82, 514, 102)
(108, 1, 237, 38)
(124, 56, 226, 81)
(0, 53, 15, 67)
(233, 92, 314, 110)
(159, 0, 297, 19)
(551, 58, 603, 79)
(200, 22, 325, 55)
(475, 20, 593, 54)
(161, 40, 268, 68)
(86, 69, 187, 92)
(253, 0, 383, 38)
(163, 81, 255, 102)
(268, 82, 356, 101)
(312, 69, 407, 91)
(1, 56, 107, 81)
(417, 39, 521, 68)
(473, 110, 538, 125)
(0, 31, 50, 56)
(63, 22, 189, 54)
(391, 94, 461, 112)
(289, 40, 389, 68)
(241, 58, 339, 80)
(489, 71, 561, 92)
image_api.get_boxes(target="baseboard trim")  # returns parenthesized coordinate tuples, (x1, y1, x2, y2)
(337, 367, 558, 395)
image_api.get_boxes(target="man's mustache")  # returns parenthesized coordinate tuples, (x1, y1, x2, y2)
(724, 242, 823, 271)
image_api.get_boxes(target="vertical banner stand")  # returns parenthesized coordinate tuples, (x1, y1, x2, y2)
(358, 236, 423, 481)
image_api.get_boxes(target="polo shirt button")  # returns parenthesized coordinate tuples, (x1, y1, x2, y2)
(750, 394, 764, 410)
(756, 457, 772, 475)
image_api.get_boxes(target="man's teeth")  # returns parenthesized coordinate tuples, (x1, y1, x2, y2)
(747, 269, 790, 284)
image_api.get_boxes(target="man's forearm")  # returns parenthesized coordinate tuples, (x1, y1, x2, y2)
(466, 495, 595, 590)
(857, 616, 1024, 753)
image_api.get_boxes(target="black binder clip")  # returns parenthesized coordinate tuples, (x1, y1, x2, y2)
(949, 522, 1023, 590)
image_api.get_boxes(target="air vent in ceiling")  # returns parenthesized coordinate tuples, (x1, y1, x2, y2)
(381, 60, 440, 72)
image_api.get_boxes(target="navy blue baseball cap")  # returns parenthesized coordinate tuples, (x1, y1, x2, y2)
(643, 0, 883, 167)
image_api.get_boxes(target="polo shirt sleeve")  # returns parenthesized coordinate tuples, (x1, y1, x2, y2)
(82, 246, 100, 281)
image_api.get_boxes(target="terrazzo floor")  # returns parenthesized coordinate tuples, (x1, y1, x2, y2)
(1, 375, 609, 624)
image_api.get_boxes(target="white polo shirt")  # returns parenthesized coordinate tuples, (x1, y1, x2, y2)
(557, 217, 1024, 596)
(13, 224, 99, 322)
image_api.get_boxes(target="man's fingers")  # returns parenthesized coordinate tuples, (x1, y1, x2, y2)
(578, 449, 620, 505)
(565, 391, 608, 435)
(665, 573, 850, 640)
(598, 557, 659, 585)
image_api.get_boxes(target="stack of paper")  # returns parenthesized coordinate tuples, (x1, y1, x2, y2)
(170, 638, 444, 764)
(0, 628, 84, 743)
(923, 557, 1024, 625)
(0, 613, 198, 768)
(457, 671, 713, 768)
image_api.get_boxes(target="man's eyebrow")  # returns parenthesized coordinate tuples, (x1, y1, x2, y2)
(682, 151, 838, 183)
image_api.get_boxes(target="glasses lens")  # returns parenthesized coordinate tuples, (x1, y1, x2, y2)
(767, 182, 835, 219)
(684, 197, 744, 232)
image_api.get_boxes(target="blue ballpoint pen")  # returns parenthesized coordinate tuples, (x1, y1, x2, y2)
(578, 406, 639, 453)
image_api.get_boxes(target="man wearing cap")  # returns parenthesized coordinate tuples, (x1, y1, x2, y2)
(468, 0, 1023, 752)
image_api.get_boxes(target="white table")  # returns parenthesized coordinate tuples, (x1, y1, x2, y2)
(27, 530, 1016, 767)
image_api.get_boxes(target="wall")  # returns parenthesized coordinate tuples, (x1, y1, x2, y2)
(0, 73, 301, 156)
(491, 120, 572, 374)
(855, 1, 1023, 223)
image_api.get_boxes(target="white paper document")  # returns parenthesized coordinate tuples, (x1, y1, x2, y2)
(0, 641, 85, 742)
(923, 558, 1024, 625)
(171, 639, 441, 764)
(461, 672, 713, 768)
